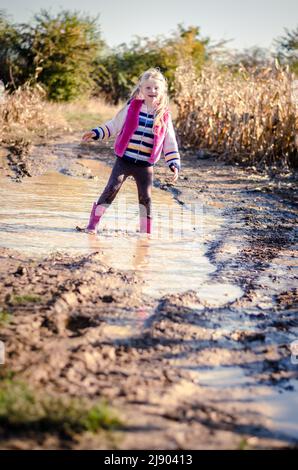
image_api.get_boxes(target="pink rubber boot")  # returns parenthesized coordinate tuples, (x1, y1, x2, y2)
(140, 216, 152, 234)
(86, 203, 106, 232)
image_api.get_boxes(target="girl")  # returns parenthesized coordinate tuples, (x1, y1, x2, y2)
(81, 68, 181, 234)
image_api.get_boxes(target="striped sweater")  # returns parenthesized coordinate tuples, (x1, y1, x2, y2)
(92, 102, 181, 170)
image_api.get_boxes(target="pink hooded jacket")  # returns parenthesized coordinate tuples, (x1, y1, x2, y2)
(92, 98, 180, 169)
(114, 98, 169, 164)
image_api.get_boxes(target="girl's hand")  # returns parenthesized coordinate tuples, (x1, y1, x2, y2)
(82, 131, 96, 142)
(170, 166, 179, 183)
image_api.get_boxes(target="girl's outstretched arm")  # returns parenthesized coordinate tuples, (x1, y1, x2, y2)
(82, 104, 130, 142)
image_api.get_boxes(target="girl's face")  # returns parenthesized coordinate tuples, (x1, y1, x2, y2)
(140, 78, 163, 106)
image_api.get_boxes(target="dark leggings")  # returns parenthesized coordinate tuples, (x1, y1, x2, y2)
(96, 157, 153, 218)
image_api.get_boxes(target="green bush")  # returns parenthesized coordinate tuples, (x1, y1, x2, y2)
(0, 9, 104, 101)
(275, 26, 298, 76)
(0, 11, 24, 88)
(93, 25, 208, 104)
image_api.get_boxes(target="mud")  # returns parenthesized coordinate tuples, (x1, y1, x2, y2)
(0, 134, 297, 449)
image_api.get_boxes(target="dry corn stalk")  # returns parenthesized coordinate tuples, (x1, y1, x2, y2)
(174, 60, 298, 170)
(0, 83, 65, 144)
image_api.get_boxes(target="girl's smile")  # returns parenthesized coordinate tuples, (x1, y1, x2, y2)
(140, 78, 163, 108)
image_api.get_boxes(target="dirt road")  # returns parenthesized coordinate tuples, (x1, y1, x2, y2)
(0, 134, 297, 449)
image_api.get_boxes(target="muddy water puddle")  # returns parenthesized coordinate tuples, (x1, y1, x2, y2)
(0, 159, 243, 302)
(1, 153, 298, 447)
(183, 365, 298, 441)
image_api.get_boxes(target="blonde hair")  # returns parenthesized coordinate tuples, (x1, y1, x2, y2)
(130, 68, 169, 132)
(115, 68, 169, 133)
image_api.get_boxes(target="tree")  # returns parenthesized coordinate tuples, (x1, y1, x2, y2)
(1, 9, 105, 101)
(274, 26, 298, 75)
(92, 25, 208, 104)
(25, 10, 104, 101)
(0, 11, 24, 88)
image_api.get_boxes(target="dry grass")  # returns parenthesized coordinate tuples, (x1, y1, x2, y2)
(52, 97, 122, 132)
(0, 84, 67, 145)
(0, 85, 121, 147)
(174, 60, 298, 171)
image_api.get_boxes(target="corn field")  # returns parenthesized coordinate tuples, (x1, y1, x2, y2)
(174, 61, 298, 170)
(0, 84, 65, 144)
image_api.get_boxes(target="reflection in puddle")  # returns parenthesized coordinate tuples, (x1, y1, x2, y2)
(0, 160, 243, 302)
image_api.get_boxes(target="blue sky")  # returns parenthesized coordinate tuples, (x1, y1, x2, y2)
(1, 0, 297, 51)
